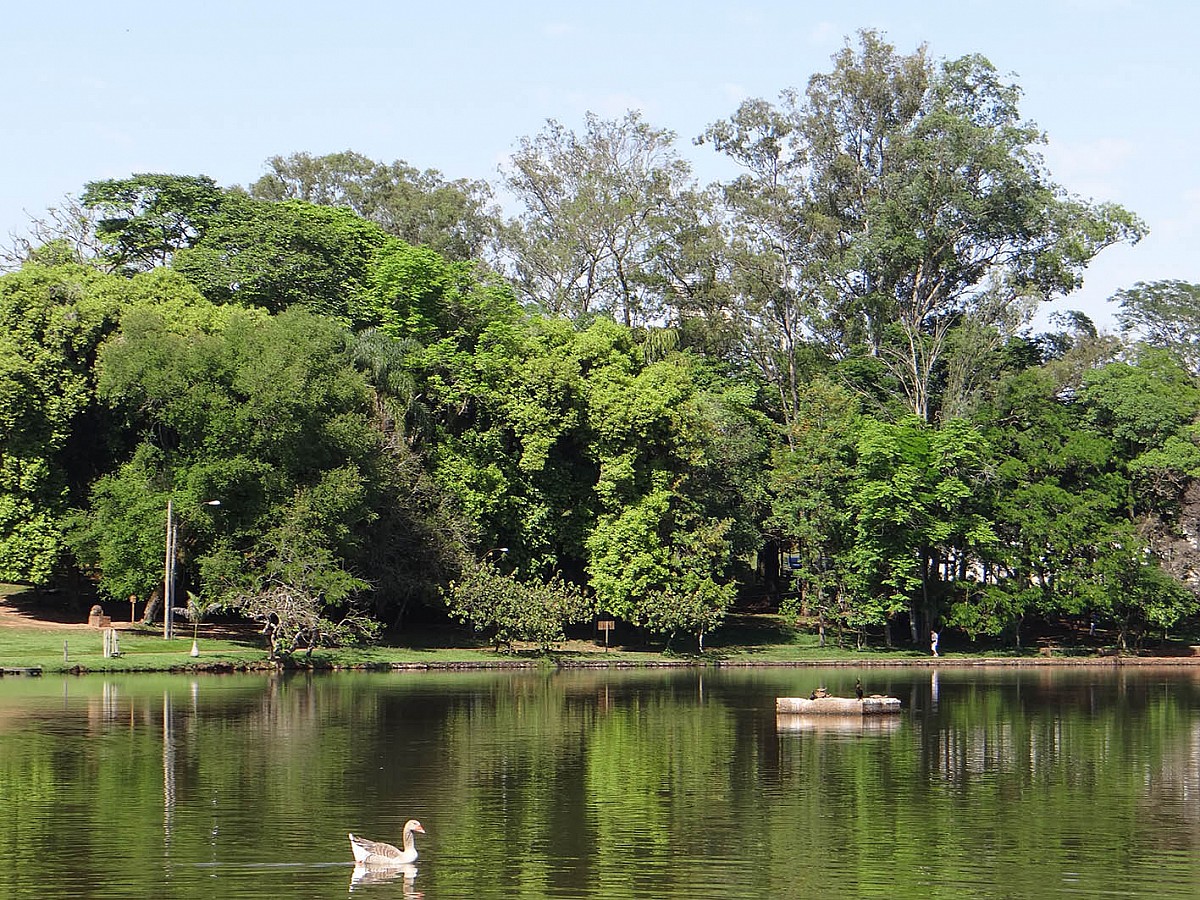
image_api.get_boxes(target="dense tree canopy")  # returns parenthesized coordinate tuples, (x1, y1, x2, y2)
(501, 111, 712, 328)
(249, 150, 497, 262)
(1113, 280, 1200, 375)
(2, 29, 1195, 655)
(81, 174, 225, 274)
(173, 195, 391, 320)
(702, 30, 1144, 424)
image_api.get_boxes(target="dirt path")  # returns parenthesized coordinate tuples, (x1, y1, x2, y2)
(0, 592, 261, 644)
(1, 602, 82, 629)
(0, 590, 139, 631)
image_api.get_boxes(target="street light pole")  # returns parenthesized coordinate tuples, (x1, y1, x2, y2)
(164, 498, 220, 641)
(163, 498, 175, 640)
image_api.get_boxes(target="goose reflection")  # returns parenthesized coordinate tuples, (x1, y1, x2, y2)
(350, 862, 421, 896)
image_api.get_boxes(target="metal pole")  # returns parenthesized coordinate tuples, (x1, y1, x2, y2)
(164, 498, 219, 642)
(163, 498, 174, 640)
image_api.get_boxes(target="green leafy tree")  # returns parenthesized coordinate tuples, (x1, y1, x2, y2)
(249, 149, 497, 261)
(173, 196, 390, 320)
(1074, 351, 1200, 621)
(361, 242, 538, 548)
(1112, 280, 1200, 375)
(1087, 521, 1199, 651)
(767, 377, 862, 644)
(69, 301, 406, 628)
(971, 367, 1130, 644)
(207, 497, 377, 658)
(847, 415, 997, 646)
(359, 243, 609, 586)
(637, 519, 739, 652)
(698, 97, 845, 431)
(357, 240, 521, 343)
(838, 35, 1141, 420)
(583, 338, 768, 641)
(81, 174, 225, 274)
(443, 559, 594, 651)
(502, 111, 704, 326)
(704, 30, 1143, 421)
(1079, 350, 1200, 456)
(0, 262, 129, 585)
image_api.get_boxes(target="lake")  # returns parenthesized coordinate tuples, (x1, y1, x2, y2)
(0, 665, 1197, 898)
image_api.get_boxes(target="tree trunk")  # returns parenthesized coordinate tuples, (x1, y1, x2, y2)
(141, 588, 163, 625)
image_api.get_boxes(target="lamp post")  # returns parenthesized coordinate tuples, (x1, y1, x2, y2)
(163, 499, 220, 641)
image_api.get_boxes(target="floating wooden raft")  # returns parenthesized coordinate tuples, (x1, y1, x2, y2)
(775, 695, 901, 715)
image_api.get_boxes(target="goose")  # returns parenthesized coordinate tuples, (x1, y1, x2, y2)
(349, 820, 425, 866)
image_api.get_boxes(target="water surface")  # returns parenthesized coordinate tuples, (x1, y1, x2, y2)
(0, 667, 1197, 898)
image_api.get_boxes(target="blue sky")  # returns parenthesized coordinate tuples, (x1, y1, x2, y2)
(3, 0, 1195, 330)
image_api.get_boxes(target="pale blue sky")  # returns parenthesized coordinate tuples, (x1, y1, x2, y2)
(4, 0, 1196, 330)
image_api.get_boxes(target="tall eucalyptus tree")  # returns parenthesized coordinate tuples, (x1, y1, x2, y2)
(1112, 280, 1200, 376)
(705, 30, 1144, 422)
(501, 111, 708, 327)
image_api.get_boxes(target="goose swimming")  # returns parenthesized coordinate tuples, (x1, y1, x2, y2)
(349, 819, 425, 866)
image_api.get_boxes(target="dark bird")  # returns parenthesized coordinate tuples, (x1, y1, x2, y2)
(855, 678, 864, 700)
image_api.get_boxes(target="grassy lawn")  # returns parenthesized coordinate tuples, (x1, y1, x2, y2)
(2, 584, 1169, 675)
(0, 621, 559, 673)
(0, 611, 938, 674)
(1, 626, 260, 673)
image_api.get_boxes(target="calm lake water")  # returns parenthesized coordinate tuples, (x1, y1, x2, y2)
(0, 666, 1197, 898)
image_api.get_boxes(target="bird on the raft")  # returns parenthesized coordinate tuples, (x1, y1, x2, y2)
(349, 820, 426, 866)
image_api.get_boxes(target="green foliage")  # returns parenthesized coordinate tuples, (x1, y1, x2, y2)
(1087, 522, 1200, 650)
(586, 486, 674, 620)
(359, 241, 521, 343)
(81, 174, 225, 273)
(249, 149, 497, 261)
(443, 560, 594, 651)
(173, 196, 390, 320)
(1113, 279, 1200, 375)
(0, 263, 129, 584)
(842, 415, 999, 642)
(70, 299, 397, 620)
(768, 377, 861, 625)
(704, 29, 1143, 421)
(1127, 436, 1200, 515)
(502, 111, 705, 326)
(210, 498, 378, 657)
(584, 346, 766, 645)
(637, 519, 739, 652)
(1079, 350, 1200, 454)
